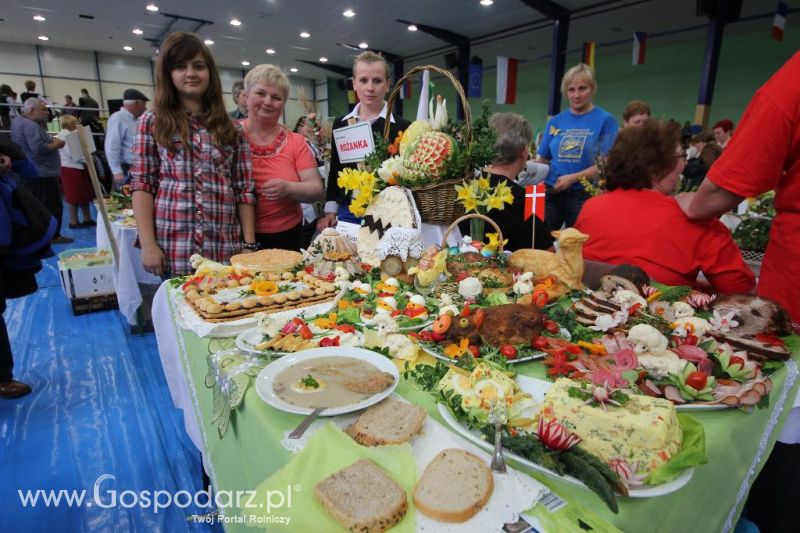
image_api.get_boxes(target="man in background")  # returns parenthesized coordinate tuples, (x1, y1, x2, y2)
(19, 80, 38, 103)
(10, 97, 71, 244)
(228, 81, 247, 120)
(105, 89, 148, 191)
(62, 94, 80, 117)
(78, 88, 100, 125)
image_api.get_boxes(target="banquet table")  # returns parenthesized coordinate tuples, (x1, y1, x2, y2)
(96, 219, 161, 325)
(152, 283, 800, 533)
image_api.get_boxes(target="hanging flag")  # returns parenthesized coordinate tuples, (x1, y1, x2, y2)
(399, 80, 413, 100)
(468, 63, 483, 97)
(496, 56, 519, 105)
(417, 69, 430, 120)
(524, 183, 546, 222)
(632, 31, 648, 65)
(773, 1, 788, 41)
(582, 42, 596, 68)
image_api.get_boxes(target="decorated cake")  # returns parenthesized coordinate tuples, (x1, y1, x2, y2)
(357, 186, 424, 272)
(540, 378, 683, 474)
(305, 229, 362, 279)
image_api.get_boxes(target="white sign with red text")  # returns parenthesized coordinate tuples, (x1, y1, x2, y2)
(332, 122, 375, 164)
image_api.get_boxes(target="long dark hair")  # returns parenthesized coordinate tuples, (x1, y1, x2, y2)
(152, 32, 237, 151)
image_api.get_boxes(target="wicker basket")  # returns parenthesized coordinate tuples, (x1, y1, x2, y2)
(741, 249, 765, 278)
(441, 213, 508, 296)
(384, 65, 472, 225)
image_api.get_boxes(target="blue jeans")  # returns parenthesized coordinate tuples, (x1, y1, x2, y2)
(545, 187, 590, 232)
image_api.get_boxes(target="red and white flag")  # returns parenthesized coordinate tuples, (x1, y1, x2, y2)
(496, 56, 519, 105)
(524, 183, 546, 222)
(399, 80, 413, 100)
(632, 31, 647, 65)
(773, 2, 788, 42)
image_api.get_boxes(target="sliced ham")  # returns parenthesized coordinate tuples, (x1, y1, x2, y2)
(638, 379, 663, 398)
(673, 344, 708, 363)
(663, 385, 686, 404)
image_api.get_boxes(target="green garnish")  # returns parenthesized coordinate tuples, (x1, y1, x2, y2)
(301, 375, 320, 389)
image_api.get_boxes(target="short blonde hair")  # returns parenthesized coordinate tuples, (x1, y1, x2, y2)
(61, 114, 80, 131)
(244, 64, 291, 99)
(352, 51, 390, 80)
(560, 63, 596, 99)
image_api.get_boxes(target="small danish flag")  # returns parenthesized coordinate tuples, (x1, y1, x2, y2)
(524, 183, 546, 222)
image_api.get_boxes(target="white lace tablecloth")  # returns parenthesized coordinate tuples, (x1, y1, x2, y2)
(96, 220, 160, 325)
(281, 394, 546, 532)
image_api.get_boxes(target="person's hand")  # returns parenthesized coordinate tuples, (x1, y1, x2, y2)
(141, 243, 167, 277)
(316, 212, 337, 232)
(673, 192, 696, 217)
(552, 173, 577, 193)
(263, 180, 291, 201)
(53, 138, 66, 149)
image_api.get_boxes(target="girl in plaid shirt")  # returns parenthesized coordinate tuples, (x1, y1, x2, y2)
(131, 32, 256, 276)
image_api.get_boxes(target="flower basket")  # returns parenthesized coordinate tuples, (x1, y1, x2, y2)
(442, 213, 510, 296)
(383, 65, 474, 225)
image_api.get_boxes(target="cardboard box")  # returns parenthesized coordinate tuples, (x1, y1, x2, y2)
(59, 261, 115, 299)
(71, 294, 118, 315)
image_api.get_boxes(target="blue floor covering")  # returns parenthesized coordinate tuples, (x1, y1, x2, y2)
(1, 218, 219, 532)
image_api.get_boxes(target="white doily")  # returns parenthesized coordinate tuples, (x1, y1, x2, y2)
(375, 227, 426, 261)
(281, 394, 545, 531)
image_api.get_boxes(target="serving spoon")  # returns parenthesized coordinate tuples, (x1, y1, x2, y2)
(288, 407, 325, 439)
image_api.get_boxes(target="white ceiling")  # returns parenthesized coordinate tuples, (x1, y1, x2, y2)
(0, 0, 788, 79)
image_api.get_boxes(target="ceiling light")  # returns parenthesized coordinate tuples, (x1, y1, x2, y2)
(33, 15, 46, 22)
(319, 57, 328, 62)
(123, 46, 133, 51)
(358, 42, 368, 49)
(290, 68, 298, 73)
(146, 4, 159, 12)
(38, 35, 49, 41)
(300, 32, 311, 38)
(204, 39, 214, 45)
(230, 19, 242, 26)
(480, 0, 494, 5)
(343, 9, 355, 17)
(408, 24, 418, 31)
(132, 28, 144, 35)
(266, 48, 276, 54)
(242, 61, 250, 66)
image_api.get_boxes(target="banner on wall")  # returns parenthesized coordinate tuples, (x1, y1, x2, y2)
(582, 42, 596, 68)
(773, 1, 788, 42)
(632, 32, 648, 65)
(496, 56, 519, 105)
(345, 77, 358, 108)
(468, 63, 483, 98)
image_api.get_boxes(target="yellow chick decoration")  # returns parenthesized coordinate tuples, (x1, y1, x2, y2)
(408, 246, 448, 287)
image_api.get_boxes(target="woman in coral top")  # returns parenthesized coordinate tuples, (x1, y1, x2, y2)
(242, 64, 324, 251)
(574, 120, 754, 294)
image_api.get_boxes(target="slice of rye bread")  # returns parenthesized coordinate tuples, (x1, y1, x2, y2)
(314, 459, 408, 533)
(345, 398, 426, 446)
(413, 449, 494, 523)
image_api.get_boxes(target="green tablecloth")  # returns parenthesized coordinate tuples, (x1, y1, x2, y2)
(166, 293, 800, 533)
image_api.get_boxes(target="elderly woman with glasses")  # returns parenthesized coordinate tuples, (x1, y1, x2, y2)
(240, 64, 324, 251)
(574, 120, 754, 294)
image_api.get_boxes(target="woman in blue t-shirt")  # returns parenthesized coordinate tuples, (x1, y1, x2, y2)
(536, 64, 618, 231)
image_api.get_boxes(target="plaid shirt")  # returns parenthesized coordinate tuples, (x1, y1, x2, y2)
(130, 111, 255, 275)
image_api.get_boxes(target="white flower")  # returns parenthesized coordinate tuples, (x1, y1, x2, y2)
(709, 310, 739, 333)
(377, 155, 403, 184)
(458, 277, 483, 299)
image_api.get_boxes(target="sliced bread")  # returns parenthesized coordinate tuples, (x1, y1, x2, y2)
(314, 459, 408, 532)
(346, 398, 427, 446)
(413, 449, 493, 523)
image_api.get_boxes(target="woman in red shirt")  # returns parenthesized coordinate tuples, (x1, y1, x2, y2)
(241, 64, 324, 251)
(575, 120, 754, 294)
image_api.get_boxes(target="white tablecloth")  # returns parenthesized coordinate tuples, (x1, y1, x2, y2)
(96, 221, 161, 325)
(152, 283, 207, 462)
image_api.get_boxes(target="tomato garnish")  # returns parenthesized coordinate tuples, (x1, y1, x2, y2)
(472, 308, 485, 329)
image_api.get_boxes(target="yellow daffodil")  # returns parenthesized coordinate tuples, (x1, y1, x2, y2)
(477, 176, 490, 191)
(486, 193, 508, 211)
(456, 182, 472, 201)
(484, 232, 508, 252)
(463, 196, 479, 212)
